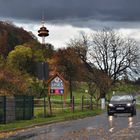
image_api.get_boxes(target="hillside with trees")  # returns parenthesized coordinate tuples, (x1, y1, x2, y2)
(0, 21, 56, 96)
(0, 21, 36, 57)
(0, 21, 139, 99)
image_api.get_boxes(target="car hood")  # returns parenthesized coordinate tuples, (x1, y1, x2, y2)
(110, 101, 132, 104)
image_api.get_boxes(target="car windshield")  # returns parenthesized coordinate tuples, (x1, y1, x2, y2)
(110, 95, 133, 101)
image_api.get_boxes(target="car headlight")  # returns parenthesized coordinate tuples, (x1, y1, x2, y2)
(127, 103, 131, 107)
(109, 103, 114, 107)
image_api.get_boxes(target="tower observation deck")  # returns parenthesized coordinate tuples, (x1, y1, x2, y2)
(38, 18, 49, 45)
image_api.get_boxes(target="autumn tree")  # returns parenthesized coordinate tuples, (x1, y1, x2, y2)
(54, 47, 81, 103)
(7, 45, 33, 74)
(67, 29, 140, 98)
(0, 65, 28, 95)
(0, 21, 36, 57)
(43, 43, 54, 59)
(29, 42, 54, 62)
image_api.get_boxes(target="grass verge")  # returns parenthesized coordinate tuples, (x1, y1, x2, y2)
(0, 109, 103, 132)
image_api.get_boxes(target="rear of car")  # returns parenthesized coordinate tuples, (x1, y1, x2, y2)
(107, 94, 136, 116)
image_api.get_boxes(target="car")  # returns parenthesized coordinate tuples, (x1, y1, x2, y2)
(107, 94, 136, 116)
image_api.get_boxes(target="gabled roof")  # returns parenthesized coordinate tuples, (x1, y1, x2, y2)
(47, 72, 67, 84)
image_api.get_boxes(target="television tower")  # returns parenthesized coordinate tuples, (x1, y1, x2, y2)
(38, 14, 49, 46)
(37, 14, 49, 118)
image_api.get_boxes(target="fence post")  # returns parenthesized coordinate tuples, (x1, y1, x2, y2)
(101, 98, 105, 109)
(72, 96, 74, 113)
(32, 96, 34, 118)
(44, 96, 47, 118)
(90, 96, 93, 110)
(61, 95, 63, 111)
(23, 96, 25, 120)
(3, 96, 6, 124)
(48, 96, 52, 116)
(81, 95, 84, 111)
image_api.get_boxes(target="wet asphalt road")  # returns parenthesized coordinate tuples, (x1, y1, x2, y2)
(2, 110, 140, 140)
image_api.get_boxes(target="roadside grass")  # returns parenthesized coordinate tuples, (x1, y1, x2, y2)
(0, 108, 103, 132)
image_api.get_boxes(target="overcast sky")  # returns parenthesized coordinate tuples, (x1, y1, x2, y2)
(1, 0, 140, 48)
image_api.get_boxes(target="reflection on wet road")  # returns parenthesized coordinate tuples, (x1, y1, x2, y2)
(3, 110, 140, 140)
(108, 115, 134, 133)
(128, 117, 133, 128)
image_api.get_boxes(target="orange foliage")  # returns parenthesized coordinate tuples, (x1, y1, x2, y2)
(0, 66, 28, 95)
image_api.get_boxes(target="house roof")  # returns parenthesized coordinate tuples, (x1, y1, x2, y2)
(47, 72, 67, 84)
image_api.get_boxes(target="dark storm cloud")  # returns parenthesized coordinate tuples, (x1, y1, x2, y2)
(0, 0, 140, 22)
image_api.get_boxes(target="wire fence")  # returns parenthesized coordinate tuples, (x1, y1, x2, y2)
(34, 95, 95, 118)
(0, 95, 98, 123)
